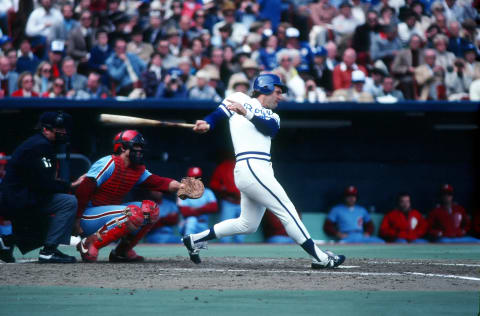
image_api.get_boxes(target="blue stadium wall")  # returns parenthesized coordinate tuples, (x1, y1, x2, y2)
(0, 99, 478, 215)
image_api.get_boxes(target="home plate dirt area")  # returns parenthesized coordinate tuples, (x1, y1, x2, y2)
(1, 257, 478, 291)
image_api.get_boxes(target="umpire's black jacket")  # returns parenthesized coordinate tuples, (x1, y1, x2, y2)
(1, 132, 71, 252)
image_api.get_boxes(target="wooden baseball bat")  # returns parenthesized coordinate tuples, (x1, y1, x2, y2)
(99, 114, 195, 128)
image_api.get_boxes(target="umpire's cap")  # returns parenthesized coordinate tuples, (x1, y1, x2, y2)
(253, 74, 287, 95)
(37, 111, 72, 131)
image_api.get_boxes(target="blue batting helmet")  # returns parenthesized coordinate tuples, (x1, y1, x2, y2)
(253, 74, 287, 95)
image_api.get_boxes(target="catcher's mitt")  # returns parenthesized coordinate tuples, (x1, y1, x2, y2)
(177, 177, 205, 199)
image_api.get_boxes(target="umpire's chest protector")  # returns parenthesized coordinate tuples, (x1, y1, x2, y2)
(91, 155, 145, 206)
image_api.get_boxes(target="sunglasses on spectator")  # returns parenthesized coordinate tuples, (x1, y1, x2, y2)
(54, 82, 64, 87)
(42, 68, 52, 72)
(281, 58, 292, 62)
(23, 78, 33, 83)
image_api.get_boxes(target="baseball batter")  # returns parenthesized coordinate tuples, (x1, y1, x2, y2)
(183, 73, 345, 269)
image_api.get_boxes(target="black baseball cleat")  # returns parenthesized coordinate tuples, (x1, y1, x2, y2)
(181, 235, 207, 264)
(311, 250, 346, 269)
(38, 248, 76, 263)
(0, 235, 15, 263)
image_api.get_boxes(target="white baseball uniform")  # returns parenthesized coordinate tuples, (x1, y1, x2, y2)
(191, 92, 329, 263)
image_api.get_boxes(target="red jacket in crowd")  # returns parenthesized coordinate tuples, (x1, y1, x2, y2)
(11, 89, 39, 97)
(379, 209, 428, 242)
(332, 63, 367, 90)
(427, 203, 471, 239)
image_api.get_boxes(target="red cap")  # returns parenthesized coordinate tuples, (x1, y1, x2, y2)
(187, 166, 202, 178)
(441, 184, 454, 194)
(0, 152, 7, 165)
(344, 185, 358, 196)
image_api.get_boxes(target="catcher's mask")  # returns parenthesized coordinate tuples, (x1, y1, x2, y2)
(113, 130, 146, 165)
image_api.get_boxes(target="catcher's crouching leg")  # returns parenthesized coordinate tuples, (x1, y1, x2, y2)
(77, 205, 145, 262)
(109, 200, 159, 263)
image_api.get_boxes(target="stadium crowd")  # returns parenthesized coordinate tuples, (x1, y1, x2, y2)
(0, 0, 478, 102)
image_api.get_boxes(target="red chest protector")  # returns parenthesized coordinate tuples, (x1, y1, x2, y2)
(91, 155, 146, 206)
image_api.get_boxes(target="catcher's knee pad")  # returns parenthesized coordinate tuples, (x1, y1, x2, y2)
(124, 204, 147, 229)
(140, 200, 159, 223)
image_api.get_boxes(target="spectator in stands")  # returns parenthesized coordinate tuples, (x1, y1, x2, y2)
(6, 49, 18, 74)
(187, 10, 207, 42)
(16, 40, 40, 74)
(67, 10, 94, 65)
(188, 69, 221, 102)
(210, 155, 243, 243)
(155, 68, 187, 99)
(309, 46, 333, 93)
(48, 40, 65, 78)
(331, 70, 374, 102)
(34, 61, 53, 95)
(0, 56, 18, 97)
(378, 6, 398, 28)
(469, 79, 480, 100)
(303, 75, 327, 103)
(427, 184, 480, 243)
(410, 1, 433, 35)
(189, 37, 209, 71)
(445, 58, 472, 100)
(324, 41, 338, 71)
(212, 1, 248, 47)
(309, 0, 337, 48)
(106, 38, 146, 97)
(52, 3, 78, 42)
(379, 192, 429, 243)
(258, 35, 279, 71)
(352, 10, 381, 66)
(415, 48, 446, 100)
(25, 0, 64, 58)
(76, 71, 109, 99)
(375, 75, 405, 102)
(178, 167, 218, 237)
(88, 29, 112, 86)
(127, 25, 154, 64)
(42, 76, 66, 98)
(391, 34, 425, 100)
(143, 10, 163, 46)
(463, 43, 480, 80)
(226, 73, 250, 96)
(240, 57, 259, 88)
(177, 56, 194, 86)
(141, 52, 164, 98)
(274, 50, 305, 102)
(284, 27, 313, 74)
(156, 38, 178, 70)
(12, 72, 38, 97)
(364, 62, 388, 97)
(370, 24, 403, 68)
(331, 1, 362, 47)
(332, 48, 367, 91)
(434, 34, 456, 73)
(262, 209, 295, 243)
(144, 193, 181, 244)
(397, 9, 424, 45)
(61, 57, 87, 98)
(441, 0, 474, 23)
(447, 21, 471, 57)
(324, 186, 385, 243)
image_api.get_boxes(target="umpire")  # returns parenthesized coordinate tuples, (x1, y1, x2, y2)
(0, 111, 83, 263)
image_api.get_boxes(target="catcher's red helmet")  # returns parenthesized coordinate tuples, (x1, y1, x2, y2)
(113, 130, 146, 153)
(187, 166, 202, 178)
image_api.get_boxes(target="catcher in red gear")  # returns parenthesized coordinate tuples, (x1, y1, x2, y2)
(75, 130, 204, 262)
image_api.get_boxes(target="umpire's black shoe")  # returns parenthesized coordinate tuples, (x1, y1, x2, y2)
(0, 235, 15, 263)
(39, 248, 76, 263)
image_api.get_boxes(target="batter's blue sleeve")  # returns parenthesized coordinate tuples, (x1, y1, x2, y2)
(204, 105, 230, 130)
(86, 156, 115, 187)
(251, 115, 280, 138)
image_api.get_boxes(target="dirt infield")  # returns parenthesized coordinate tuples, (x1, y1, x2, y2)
(1, 257, 478, 291)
